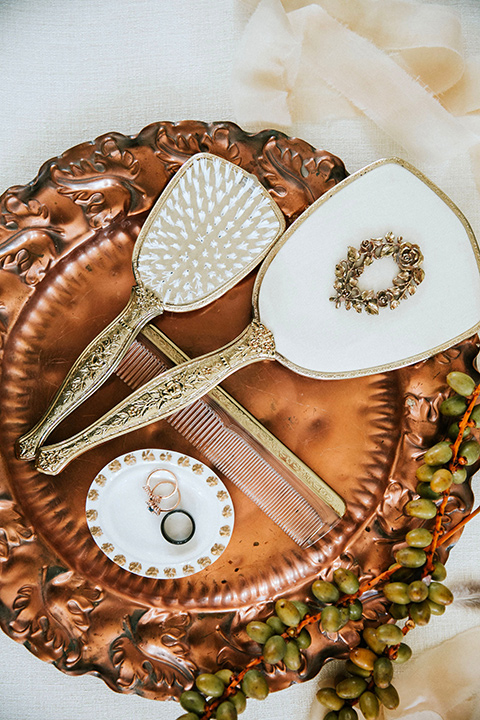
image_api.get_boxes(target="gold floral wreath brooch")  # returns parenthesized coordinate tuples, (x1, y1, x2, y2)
(330, 232, 425, 314)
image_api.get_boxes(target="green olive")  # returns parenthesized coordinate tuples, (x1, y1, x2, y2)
(470, 404, 480, 427)
(215, 669, 233, 685)
(451, 466, 468, 484)
(390, 603, 409, 619)
(324, 713, 339, 720)
(345, 660, 372, 678)
(408, 580, 429, 603)
(405, 528, 433, 548)
(404, 499, 437, 520)
(448, 422, 471, 442)
(428, 599, 446, 616)
(241, 669, 269, 700)
(338, 606, 351, 629)
(459, 439, 480, 465)
(423, 441, 453, 466)
(263, 635, 287, 664)
(373, 656, 393, 689)
(348, 599, 363, 621)
(321, 605, 342, 633)
(178, 714, 200, 720)
(409, 599, 431, 626)
(349, 647, 377, 671)
(358, 690, 380, 719)
(196, 673, 225, 698)
(362, 627, 387, 655)
(428, 581, 454, 606)
(336, 676, 368, 699)
(180, 690, 206, 714)
(312, 579, 340, 603)
(431, 561, 447, 581)
(392, 642, 412, 664)
(284, 640, 302, 671)
(295, 628, 312, 649)
(376, 623, 403, 646)
(316, 687, 345, 711)
(383, 582, 409, 604)
(415, 482, 441, 500)
(230, 690, 247, 714)
(415, 464, 439, 482)
(216, 700, 238, 720)
(395, 547, 427, 568)
(446, 371, 475, 397)
(275, 599, 301, 627)
(388, 564, 415, 583)
(439, 395, 468, 417)
(292, 600, 310, 619)
(246, 621, 274, 644)
(266, 616, 286, 634)
(333, 568, 360, 595)
(430, 468, 452, 493)
(339, 707, 358, 720)
(374, 684, 400, 709)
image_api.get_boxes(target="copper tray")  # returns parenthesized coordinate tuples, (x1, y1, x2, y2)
(0, 121, 474, 700)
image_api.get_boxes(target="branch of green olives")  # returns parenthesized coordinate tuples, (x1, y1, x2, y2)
(177, 372, 480, 720)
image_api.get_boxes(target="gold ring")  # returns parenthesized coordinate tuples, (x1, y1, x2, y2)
(150, 479, 177, 499)
(145, 468, 178, 491)
(143, 468, 181, 515)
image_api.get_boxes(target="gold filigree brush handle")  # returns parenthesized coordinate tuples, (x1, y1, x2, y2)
(17, 286, 162, 460)
(35, 321, 276, 475)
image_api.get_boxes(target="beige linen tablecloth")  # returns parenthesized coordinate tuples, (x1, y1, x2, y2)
(0, 1, 479, 718)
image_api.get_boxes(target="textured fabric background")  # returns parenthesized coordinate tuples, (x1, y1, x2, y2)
(0, 1, 479, 719)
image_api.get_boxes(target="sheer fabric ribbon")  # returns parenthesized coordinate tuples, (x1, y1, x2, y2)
(233, 0, 480, 190)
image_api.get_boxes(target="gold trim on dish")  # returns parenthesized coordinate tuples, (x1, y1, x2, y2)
(197, 557, 211, 568)
(211, 544, 225, 555)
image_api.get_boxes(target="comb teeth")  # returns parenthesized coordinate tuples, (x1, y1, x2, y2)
(116, 340, 327, 546)
(115, 342, 161, 387)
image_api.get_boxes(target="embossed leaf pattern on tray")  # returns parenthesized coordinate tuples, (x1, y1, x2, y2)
(10, 569, 102, 666)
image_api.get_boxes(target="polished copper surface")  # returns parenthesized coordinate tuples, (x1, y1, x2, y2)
(0, 121, 475, 700)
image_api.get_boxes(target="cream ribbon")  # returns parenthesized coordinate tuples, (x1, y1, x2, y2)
(233, 0, 480, 189)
